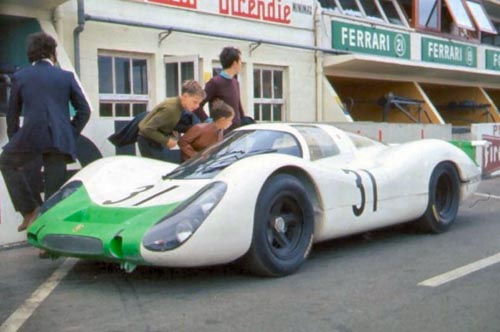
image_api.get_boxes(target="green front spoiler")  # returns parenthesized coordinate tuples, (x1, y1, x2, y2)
(27, 186, 180, 269)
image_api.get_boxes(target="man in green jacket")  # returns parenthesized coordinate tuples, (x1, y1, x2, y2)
(138, 80, 205, 161)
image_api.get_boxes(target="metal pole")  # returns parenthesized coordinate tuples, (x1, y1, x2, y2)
(73, 0, 85, 77)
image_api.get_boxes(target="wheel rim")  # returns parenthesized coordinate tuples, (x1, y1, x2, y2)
(435, 173, 455, 220)
(265, 194, 304, 259)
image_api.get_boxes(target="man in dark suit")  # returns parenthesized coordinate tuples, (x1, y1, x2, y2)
(0, 32, 91, 232)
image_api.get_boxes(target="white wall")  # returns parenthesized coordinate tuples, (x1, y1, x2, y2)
(55, 0, 319, 154)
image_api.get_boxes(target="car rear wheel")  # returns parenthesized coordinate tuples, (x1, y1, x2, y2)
(244, 174, 314, 277)
(418, 162, 460, 233)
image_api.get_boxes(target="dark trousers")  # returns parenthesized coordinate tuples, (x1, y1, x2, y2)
(137, 136, 181, 163)
(0, 151, 67, 216)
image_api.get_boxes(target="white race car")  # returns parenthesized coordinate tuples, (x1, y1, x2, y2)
(27, 123, 481, 276)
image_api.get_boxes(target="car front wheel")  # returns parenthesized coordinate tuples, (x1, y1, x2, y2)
(244, 174, 314, 277)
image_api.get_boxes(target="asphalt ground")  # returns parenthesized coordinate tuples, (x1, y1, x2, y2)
(1, 177, 499, 332)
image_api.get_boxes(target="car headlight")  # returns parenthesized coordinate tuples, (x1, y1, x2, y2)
(39, 180, 83, 215)
(142, 181, 227, 252)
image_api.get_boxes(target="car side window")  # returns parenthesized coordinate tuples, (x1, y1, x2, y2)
(293, 125, 340, 160)
(346, 132, 385, 149)
(246, 130, 302, 157)
(270, 133, 302, 157)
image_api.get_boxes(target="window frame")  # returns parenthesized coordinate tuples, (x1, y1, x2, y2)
(164, 55, 200, 97)
(338, 0, 365, 19)
(253, 65, 286, 122)
(363, 0, 389, 24)
(98, 51, 151, 118)
(443, 0, 475, 30)
(416, 0, 442, 32)
(415, 0, 498, 41)
(465, 0, 498, 34)
(379, 0, 409, 27)
(481, 19, 500, 45)
(320, 0, 410, 28)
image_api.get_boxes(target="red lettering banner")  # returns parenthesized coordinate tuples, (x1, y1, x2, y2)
(219, 0, 291, 24)
(148, 0, 197, 9)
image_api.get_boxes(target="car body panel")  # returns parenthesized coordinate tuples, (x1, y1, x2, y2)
(27, 123, 481, 269)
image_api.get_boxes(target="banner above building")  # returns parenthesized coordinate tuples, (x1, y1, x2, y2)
(331, 21, 411, 59)
(138, 0, 315, 28)
(421, 37, 477, 68)
(485, 49, 500, 71)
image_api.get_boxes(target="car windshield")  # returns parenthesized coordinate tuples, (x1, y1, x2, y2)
(165, 129, 302, 179)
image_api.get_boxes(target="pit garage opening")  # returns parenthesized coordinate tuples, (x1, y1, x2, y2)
(327, 76, 440, 124)
(420, 83, 500, 127)
(484, 88, 500, 112)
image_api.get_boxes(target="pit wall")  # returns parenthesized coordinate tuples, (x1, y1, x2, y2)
(331, 122, 451, 143)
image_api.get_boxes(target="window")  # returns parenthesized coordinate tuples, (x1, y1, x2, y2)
(167, 130, 302, 179)
(318, 0, 341, 13)
(98, 53, 149, 117)
(398, 0, 413, 26)
(416, 0, 497, 40)
(293, 125, 340, 161)
(164, 55, 199, 97)
(481, 21, 500, 46)
(418, 0, 440, 30)
(338, 0, 363, 18)
(363, 0, 385, 23)
(253, 67, 285, 122)
(444, 0, 475, 30)
(319, 0, 408, 27)
(465, 1, 497, 34)
(346, 132, 385, 149)
(379, 0, 405, 26)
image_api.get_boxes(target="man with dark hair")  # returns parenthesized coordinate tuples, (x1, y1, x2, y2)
(0, 32, 91, 232)
(27, 31, 58, 63)
(194, 46, 245, 132)
(138, 80, 205, 161)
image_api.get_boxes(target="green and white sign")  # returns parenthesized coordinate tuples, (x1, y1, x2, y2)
(422, 37, 477, 68)
(485, 49, 500, 71)
(332, 21, 410, 59)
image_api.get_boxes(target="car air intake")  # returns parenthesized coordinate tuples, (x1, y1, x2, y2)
(43, 235, 103, 255)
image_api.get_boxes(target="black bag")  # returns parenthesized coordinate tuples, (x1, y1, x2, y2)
(174, 111, 201, 133)
(241, 115, 256, 126)
(108, 111, 149, 147)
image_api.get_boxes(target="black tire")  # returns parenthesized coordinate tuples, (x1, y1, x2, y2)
(418, 162, 460, 233)
(244, 174, 314, 277)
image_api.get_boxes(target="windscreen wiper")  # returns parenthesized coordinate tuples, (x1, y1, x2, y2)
(200, 148, 277, 174)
